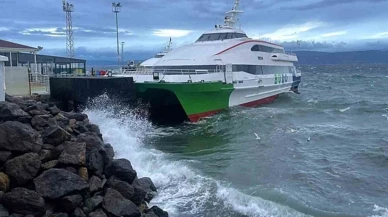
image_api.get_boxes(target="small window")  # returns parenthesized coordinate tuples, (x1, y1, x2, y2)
(209, 33, 221, 41)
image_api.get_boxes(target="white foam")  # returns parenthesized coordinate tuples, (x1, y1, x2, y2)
(339, 107, 351, 112)
(84, 99, 311, 217)
(370, 205, 388, 217)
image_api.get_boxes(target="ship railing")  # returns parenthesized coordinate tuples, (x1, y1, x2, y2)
(153, 68, 223, 75)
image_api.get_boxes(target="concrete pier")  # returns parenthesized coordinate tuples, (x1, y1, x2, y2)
(49, 76, 135, 111)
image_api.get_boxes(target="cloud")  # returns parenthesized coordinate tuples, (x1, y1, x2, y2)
(368, 31, 388, 39)
(287, 0, 385, 10)
(321, 31, 347, 38)
(152, 29, 193, 37)
(260, 21, 326, 41)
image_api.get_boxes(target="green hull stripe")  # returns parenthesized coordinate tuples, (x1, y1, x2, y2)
(135, 82, 234, 116)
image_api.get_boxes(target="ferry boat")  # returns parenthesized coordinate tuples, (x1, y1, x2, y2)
(139, 37, 173, 69)
(117, 0, 302, 123)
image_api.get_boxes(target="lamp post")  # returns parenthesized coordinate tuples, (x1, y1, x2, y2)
(112, 2, 121, 69)
(33, 46, 43, 81)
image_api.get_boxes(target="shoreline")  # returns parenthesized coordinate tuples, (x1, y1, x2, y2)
(0, 94, 168, 217)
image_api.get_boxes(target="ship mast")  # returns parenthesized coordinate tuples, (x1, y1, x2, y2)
(224, 0, 244, 28)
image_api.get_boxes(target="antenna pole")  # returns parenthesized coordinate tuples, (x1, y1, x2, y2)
(63, 1, 75, 58)
(121, 41, 125, 65)
(112, 2, 122, 68)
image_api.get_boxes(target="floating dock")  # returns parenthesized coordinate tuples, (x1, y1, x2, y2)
(49, 76, 135, 111)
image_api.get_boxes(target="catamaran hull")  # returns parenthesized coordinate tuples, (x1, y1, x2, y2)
(135, 74, 301, 123)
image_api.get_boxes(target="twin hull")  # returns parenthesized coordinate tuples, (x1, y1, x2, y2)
(132, 72, 302, 123)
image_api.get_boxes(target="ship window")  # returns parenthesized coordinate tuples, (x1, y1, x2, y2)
(251, 45, 284, 53)
(196, 32, 248, 42)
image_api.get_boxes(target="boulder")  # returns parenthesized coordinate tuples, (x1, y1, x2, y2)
(102, 188, 140, 217)
(88, 176, 102, 193)
(134, 177, 157, 203)
(62, 112, 88, 122)
(89, 209, 107, 217)
(131, 185, 146, 206)
(58, 142, 86, 166)
(54, 114, 69, 129)
(53, 213, 68, 217)
(69, 119, 77, 128)
(39, 149, 54, 162)
(73, 207, 86, 217)
(60, 194, 83, 213)
(0, 102, 29, 122)
(77, 133, 104, 153)
(0, 191, 4, 203)
(31, 115, 50, 130)
(104, 144, 114, 163)
(86, 149, 104, 177)
(34, 168, 88, 199)
(106, 176, 134, 201)
(0, 121, 42, 153)
(104, 159, 137, 184)
(43, 126, 71, 146)
(0, 204, 9, 217)
(78, 167, 88, 181)
(0, 172, 10, 192)
(149, 206, 168, 217)
(0, 151, 12, 165)
(65, 167, 77, 174)
(86, 124, 100, 135)
(48, 106, 60, 115)
(3, 188, 45, 215)
(28, 109, 49, 116)
(5, 153, 41, 185)
(41, 160, 58, 170)
(9, 214, 23, 217)
(84, 195, 103, 212)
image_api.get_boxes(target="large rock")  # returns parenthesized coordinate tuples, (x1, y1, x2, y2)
(0, 121, 42, 153)
(73, 207, 86, 217)
(5, 153, 41, 185)
(0, 173, 10, 192)
(134, 177, 156, 203)
(48, 106, 60, 116)
(88, 176, 102, 193)
(0, 102, 29, 122)
(34, 168, 88, 199)
(104, 144, 114, 163)
(131, 185, 146, 206)
(104, 159, 137, 184)
(43, 126, 71, 146)
(3, 188, 45, 215)
(149, 206, 168, 217)
(58, 142, 86, 166)
(31, 115, 50, 130)
(0, 151, 12, 165)
(86, 149, 104, 177)
(84, 195, 103, 212)
(62, 112, 88, 122)
(77, 133, 104, 153)
(60, 194, 83, 213)
(89, 209, 107, 217)
(106, 176, 134, 201)
(41, 160, 58, 170)
(102, 188, 140, 217)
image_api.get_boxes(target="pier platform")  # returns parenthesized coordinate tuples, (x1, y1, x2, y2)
(49, 76, 135, 111)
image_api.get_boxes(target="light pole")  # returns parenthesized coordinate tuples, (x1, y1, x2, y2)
(121, 41, 125, 65)
(112, 2, 121, 69)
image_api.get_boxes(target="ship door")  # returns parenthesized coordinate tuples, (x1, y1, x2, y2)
(225, 64, 233, 84)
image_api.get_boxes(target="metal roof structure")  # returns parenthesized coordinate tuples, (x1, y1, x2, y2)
(0, 39, 37, 53)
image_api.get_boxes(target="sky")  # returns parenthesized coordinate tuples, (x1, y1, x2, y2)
(1, 0, 388, 61)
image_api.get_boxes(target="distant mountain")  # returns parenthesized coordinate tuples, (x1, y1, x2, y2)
(294, 50, 388, 65)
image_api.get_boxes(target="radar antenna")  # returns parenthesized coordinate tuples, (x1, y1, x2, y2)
(223, 0, 244, 28)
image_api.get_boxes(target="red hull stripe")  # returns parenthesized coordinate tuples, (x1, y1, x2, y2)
(187, 95, 279, 122)
(214, 40, 283, 55)
(240, 95, 279, 107)
(188, 109, 223, 122)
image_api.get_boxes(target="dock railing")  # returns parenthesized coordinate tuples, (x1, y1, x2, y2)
(29, 73, 50, 95)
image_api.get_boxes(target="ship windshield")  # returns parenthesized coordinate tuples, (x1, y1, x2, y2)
(196, 32, 247, 42)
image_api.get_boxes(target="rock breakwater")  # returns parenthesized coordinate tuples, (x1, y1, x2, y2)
(0, 95, 168, 217)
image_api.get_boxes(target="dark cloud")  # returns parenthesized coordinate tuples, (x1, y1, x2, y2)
(286, 0, 386, 10)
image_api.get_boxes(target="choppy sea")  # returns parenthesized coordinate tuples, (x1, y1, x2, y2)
(85, 64, 388, 217)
